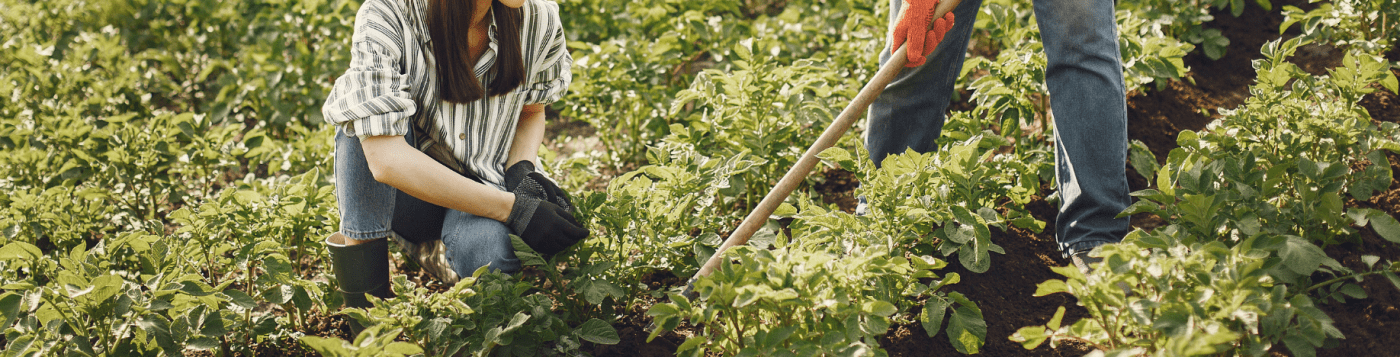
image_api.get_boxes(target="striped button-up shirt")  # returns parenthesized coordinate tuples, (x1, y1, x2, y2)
(322, 0, 572, 190)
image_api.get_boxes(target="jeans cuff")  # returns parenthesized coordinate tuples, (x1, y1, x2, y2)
(341, 228, 393, 242)
(1061, 240, 1112, 258)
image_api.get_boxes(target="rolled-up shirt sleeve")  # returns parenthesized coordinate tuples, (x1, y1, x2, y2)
(322, 0, 416, 139)
(520, 1, 572, 105)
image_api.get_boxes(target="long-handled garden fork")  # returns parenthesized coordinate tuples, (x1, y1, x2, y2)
(650, 0, 965, 328)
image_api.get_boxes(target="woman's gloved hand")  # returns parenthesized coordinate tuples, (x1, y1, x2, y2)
(504, 161, 573, 212)
(504, 193, 588, 255)
(892, 0, 956, 67)
(502, 160, 587, 255)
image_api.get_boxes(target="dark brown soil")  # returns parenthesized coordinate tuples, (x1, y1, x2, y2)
(815, 167, 860, 213)
(1360, 74, 1400, 124)
(252, 314, 353, 357)
(1126, 78, 1214, 162)
(1126, 0, 1316, 162)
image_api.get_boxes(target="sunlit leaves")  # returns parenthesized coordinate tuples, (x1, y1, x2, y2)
(648, 246, 959, 355)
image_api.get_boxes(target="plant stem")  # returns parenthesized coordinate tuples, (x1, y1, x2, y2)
(205, 233, 219, 284)
(725, 311, 745, 351)
(1305, 267, 1398, 293)
(1090, 303, 1121, 349)
(111, 314, 135, 355)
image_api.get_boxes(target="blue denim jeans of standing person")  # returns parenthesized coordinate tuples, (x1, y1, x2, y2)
(334, 128, 521, 276)
(868, 0, 1130, 255)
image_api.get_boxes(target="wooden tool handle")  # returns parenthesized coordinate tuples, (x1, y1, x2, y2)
(686, 0, 964, 285)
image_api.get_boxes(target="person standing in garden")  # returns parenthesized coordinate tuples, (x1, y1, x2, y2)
(867, 0, 1130, 271)
(319, 0, 588, 326)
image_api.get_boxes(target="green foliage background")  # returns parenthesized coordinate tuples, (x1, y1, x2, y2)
(1, 0, 1398, 355)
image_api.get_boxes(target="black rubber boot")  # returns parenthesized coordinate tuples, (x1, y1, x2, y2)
(326, 234, 395, 336)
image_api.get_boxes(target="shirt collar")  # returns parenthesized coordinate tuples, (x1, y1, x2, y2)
(473, 6, 499, 79)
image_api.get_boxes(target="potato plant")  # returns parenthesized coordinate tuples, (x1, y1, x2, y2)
(647, 246, 967, 356)
(1120, 37, 1400, 249)
(1019, 37, 1400, 356)
(1014, 232, 1348, 357)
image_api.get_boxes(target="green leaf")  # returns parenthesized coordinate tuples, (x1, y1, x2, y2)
(1368, 212, 1400, 243)
(1362, 255, 1381, 268)
(1128, 140, 1159, 181)
(921, 297, 950, 337)
(224, 289, 257, 309)
(934, 272, 960, 290)
(501, 312, 530, 334)
(4, 336, 35, 356)
(947, 301, 987, 354)
(0, 292, 24, 331)
(818, 147, 857, 172)
(188, 336, 220, 350)
(677, 336, 706, 353)
(958, 237, 991, 273)
(1010, 326, 1049, 350)
(575, 318, 621, 345)
(1176, 130, 1200, 149)
(1034, 280, 1069, 297)
(88, 274, 124, 304)
(734, 287, 760, 307)
(1382, 70, 1399, 94)
(951, 206, 978, 227)
(733, 41, 753, 61)
(1118, 200, 1159, 218)
(748, 220, 779, 249)
(1046, 306, 1066, 330)
(384, 342, 425, 355)
(510, 235, 547, 266)
(0, 242, 43, 260)
(765, 325, 798, 347)
(1339, 284, 1368, 299)
(947, 224, 975, 244)
(138, 315, 178, 352)
(772, 202, 798, 218)
(298, 335, 349, 355)
(864, 300, 898, 317)
(1282, 334, 1319, 357)
(1277, 236, 1327, 275)
(1010, 217, 1046, 232)
(647, 303, 680, 318)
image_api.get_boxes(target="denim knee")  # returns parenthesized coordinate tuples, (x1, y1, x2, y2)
(441, 210, 520, 276)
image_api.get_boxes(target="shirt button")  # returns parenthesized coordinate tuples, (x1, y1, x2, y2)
(458, 133, 466, 140)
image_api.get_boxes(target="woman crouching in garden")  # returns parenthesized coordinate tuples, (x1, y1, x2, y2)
(319, 0, 587, 330)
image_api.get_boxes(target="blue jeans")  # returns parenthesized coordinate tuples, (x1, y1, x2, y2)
(869, 0, 1130, 255)
(334, 129, 521, 275)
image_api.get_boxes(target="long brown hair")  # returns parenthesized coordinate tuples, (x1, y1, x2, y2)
(426, 0, 525, 103)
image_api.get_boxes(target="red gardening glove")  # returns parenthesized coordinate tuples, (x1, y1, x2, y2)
(892, 0, 956, 68)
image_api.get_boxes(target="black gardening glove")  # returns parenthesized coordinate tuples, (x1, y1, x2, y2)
(503, 161, 574, 212)
(505, 194, 589, 255)
(503, 161, 585, 255)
